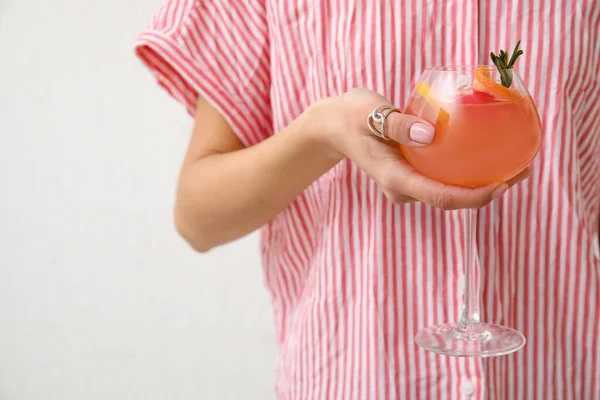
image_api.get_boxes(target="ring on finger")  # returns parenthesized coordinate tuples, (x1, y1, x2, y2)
(367, 105, 403, 140)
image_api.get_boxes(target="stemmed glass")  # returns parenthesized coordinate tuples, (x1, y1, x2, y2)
(400, 65, 542, 357)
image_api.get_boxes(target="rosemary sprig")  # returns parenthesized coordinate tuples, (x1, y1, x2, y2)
(490, 40, 523, 88)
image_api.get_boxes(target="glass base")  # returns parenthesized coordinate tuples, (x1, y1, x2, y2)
(415, 322, 526, 357)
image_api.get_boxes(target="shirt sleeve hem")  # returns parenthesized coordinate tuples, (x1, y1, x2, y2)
(134, 30, 257, 148)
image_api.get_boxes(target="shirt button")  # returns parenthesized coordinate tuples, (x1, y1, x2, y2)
(461, 380, 476, 397)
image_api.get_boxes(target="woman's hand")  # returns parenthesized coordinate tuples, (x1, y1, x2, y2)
(311, 88, 530, 210)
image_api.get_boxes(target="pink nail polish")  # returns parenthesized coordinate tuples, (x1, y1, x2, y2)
(410, 123, 435, 144)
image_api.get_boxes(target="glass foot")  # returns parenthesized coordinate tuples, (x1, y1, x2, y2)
(415, 322, 526, 357)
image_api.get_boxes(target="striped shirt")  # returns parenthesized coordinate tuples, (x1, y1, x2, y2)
(135, 1, 600, 398)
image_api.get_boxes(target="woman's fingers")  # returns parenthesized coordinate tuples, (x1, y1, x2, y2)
(399, 167, 504, 210)
(341, 89, 436, 147)
(383, 112, 436, 147)
(506, 167, 532, 187)
(377, 157, 532, 210)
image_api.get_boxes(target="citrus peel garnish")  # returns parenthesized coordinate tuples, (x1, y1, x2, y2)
(415, 82, 449, 103)
(416, 82, 431, 99)
(473, 67, 521, 101)
(414, 81, 450, 130)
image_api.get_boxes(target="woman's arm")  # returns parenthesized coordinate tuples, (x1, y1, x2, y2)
(175, 89, 526, 252)
(175, 97, 343, 252)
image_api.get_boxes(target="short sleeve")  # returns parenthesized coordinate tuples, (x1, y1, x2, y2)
(134, 0, 272, 147)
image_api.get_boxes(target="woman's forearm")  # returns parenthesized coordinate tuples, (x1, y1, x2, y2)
(174, 103, 342, 252)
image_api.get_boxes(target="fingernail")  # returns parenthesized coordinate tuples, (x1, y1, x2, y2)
(491, 184, 509, 200)
(410, 123, 435, 144)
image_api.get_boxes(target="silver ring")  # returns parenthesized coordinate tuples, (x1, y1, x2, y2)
(367, 105, 402, 140)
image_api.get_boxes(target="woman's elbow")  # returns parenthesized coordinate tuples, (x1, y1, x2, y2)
(173, 208, 215, 253)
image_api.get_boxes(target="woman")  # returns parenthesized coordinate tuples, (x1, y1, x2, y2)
(135, 1, 600, 398)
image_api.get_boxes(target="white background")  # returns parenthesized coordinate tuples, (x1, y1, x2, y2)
(0, 1, 277, 399)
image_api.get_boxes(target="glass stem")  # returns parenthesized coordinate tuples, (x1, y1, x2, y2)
(460, 208, 481, 328)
